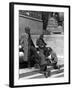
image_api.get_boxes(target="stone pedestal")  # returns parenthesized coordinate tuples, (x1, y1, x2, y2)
(46, 17, 63, 34)
(46, 17, 58, 34)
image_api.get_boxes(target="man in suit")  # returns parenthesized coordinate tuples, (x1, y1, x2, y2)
(24, 27, 41, 68)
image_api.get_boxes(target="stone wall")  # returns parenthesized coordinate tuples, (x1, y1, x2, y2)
(19, 15, 43, 38)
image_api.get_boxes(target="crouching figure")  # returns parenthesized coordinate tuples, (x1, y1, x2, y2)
(44, 47, 60, 69)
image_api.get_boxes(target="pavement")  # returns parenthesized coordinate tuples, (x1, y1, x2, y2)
(19, 57, 64, 79)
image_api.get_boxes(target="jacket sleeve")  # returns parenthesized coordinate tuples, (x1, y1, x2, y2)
(51, 52, 58, 62)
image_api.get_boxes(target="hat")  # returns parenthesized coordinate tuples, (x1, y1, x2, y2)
(25, 26, 30, 33)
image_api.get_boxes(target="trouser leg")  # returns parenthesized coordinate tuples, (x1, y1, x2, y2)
(40, 64, 47, 71)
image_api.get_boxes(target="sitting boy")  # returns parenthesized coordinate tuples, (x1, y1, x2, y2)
(44, 47, 60, 69)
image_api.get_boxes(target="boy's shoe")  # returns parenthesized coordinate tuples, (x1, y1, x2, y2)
(44, 70, 51, 78)
(53, 65, 60, 69)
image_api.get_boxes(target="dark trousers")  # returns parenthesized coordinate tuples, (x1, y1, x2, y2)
(28, 46, 41, 67)
(40, 64, 47, 71)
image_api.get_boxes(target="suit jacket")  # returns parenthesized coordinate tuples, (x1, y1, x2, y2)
(38, 49, 47, 65)
(22, 33, 28, 61)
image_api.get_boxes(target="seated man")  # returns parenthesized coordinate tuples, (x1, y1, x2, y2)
(36, 34, 60, 70)
(36, 34, 49, 72)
